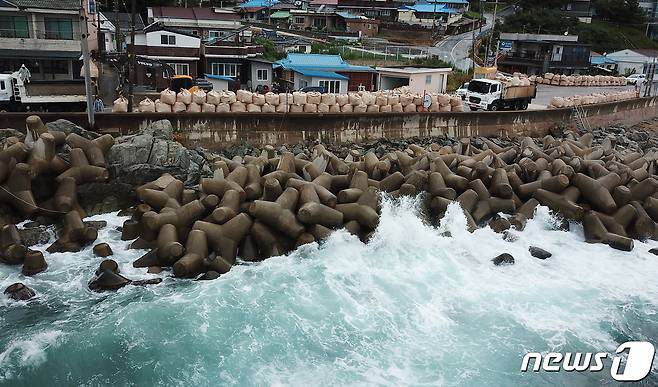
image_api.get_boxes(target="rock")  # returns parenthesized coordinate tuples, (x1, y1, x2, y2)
(529, 246, 552, 259)
(84, 221, 107, 232)
(4, 282, 36, 301)
(77, 182, 136, 216)
(21, 250, 47, 275)
(0, 128, 25, 143)
(503, 231, 519, 242)
(96, 259, 119, 275)
(197, 271, 221, 281)
(45, 119, 98, 139)
(18, 225, 53, 247)
(93, 243, 113, 257)
(89, 270, 130, 291)
(489, 216, 511, 233)
(492, 253, 515, 266)
(147, 266, 163, 274)
(142, 119, 173, 140)
(649, 248, 658, 255)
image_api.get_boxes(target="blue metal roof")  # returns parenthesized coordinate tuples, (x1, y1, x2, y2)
(423, 0, 469, 4)
(237, 0, 279, 8)
(292, 68, 349, 80)
(274, 53, 375, 73)
(400, 4, 459, 13)
(590, 56, 617, 65)
(205, 74, 235, 81)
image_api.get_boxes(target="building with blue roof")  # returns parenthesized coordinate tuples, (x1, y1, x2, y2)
(274, 53, 376, 92)
(398, 1, 467, 27)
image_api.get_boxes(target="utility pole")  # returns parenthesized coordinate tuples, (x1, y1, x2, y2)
(489, 0, 499, 67)
(128, 0, 136, 112)
(80, 3, 95, 128)
(471, 17, 476, 75)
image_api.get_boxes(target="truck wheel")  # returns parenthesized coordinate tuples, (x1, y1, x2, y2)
(521, 101, 529, 110)
(488, 103, 499, 111)
(469, 106, 478, 111)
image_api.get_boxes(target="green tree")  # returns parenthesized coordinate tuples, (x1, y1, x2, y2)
(594, 0, 647, 24)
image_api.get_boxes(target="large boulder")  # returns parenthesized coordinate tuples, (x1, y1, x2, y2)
(142, 119, 174, 139)
(45, 119, 98, 139)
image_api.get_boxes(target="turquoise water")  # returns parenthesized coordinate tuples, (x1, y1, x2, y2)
(1, 197, 658, 386)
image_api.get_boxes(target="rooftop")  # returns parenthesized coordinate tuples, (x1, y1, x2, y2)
(399, 4, 459, 14)
(499, 32, 580, 43)
(149, 6, 240, 21)
(100, 12, 146, 32)
(274, 53, 375, 73)
(237, 0, 280, 8)
(376, 66, 452, 75)
(4, 0, 79, 10)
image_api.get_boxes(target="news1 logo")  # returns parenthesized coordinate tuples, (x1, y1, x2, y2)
(521, 341, 656, 382)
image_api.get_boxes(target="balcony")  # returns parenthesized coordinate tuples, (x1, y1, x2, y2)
(0, 28, 80, 53)
(204, 44, 264, 58)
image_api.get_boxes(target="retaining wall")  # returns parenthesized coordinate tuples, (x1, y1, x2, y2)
(1, 97, 657, 150)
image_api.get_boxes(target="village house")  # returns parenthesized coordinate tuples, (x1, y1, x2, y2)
(376, 66, 452, 94)
(496, 33, 591, 75)
(147, 6, 245, 42)
(274, 53, 376, 92)
(606, 49, 658, 76)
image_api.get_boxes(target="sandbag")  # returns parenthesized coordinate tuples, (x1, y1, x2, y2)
(202, 103, 216, 112)
(341, 104, 353, 112)
(155, 99, 172, 113)
(449, 96, 462, 107)
(375, 95, 387, 106)
(192, 89, 206, 105)
(439, 104, 451, 112)
(303, 103, 318, 113)
(404, 103, 416, 112)
(387, 95, 399, 105)
(391, 103, 403, 112)
(400, 94, 413, 106)
(348, 93, 362, 105)
(221, 91, 237, 104)
(230, 101, 246, 112)
(275, 103, 289, 113)
(216, 102, 230, 112)
(290, 104, 303, 113)
(252, 93, 266, 106)
(138, 98, 155, 113)
(206, 90, 221, 105)
(437, 94, 450, 106)
(318, 103, 330, 113)
(237, 89, 253, 104)
(160, 88, 176, 105)
(361, 93, 376, 106)
(321, 93, 336, 105)
(172, 101, 186, 113)
(336, 94, 349, 106)
(112, 96, 128, 113)
(292, 92, 307, 105)
(354, 104, 367, 113)
(177, 89, 192, 105)
(278, 93, 293, 106)
(329, 103, 341, 112)
(186, 102, 201, 112)
(247, 103, 261, 112)
(307, 92, 321, 105)
(366, 105, 379, 112)
(380, 104, 392, 113)
(261, 103, 276, 113)
(265, 92, 279, 105)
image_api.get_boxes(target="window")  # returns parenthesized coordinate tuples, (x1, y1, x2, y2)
(209, 30, 226, 40)
(161, 34, 176, 45)
(211, 63, 238, 77)
(425, 75, 432, 84)
(0, 15, 29, 38)
(300, 79, 308, 88)
(318, 80, 340, 93)
(380, 10, 391, 16)
(0, 80, 4, 90)
(313, 18, 326, 29)
(166, 63, 190, 77)
(44, 18, 73, 40)
(294, 16, 305, 24)
(42, 60, 70, 75)
(257, 69, 268, 81)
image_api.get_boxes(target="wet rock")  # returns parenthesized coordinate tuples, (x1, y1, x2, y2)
(197, 271, 221, 281)
(18, 225, 53, 247)
(77, 183, 136, 216)
(492, 253, 515, 266)
(89, 269, 130, 291)
(0, 128, 25, 143)
(529, 246, 552, 260)
(93, 243, 113, 257)
(503, 231, 519, 242)
(22, 250, 47, 275)
(147, 266, 163, 274)
(45, 119, 98, 139)
(96, 259, 119, 275)
(4, 282, 35, 301)
(84, 221, 107, 232)
(649, 248, 658, 255)
(489, 216, 511, 233)
(142, 119, 173, 140)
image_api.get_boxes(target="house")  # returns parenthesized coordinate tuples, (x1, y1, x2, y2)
(590, 51, 617, 73)
(376, 66, 451, 94)
(336, 0, 407, 21)
(309, 0, 338, 12)
(203, 39, 269, 90)
(496, 33, 591, 75)
(397, 3, 462, 27)
(236, 0, 279, 21)
(97, 12, 146, 53)
(0, 0, 82, 80)
(561, 0, 592, 23)
(147, 6, 244, 42)
(336, 12, 380, 37)
(274, 53, 376, 92)
(129, 25, 202, 90)
(267, 32, 314, 53)
(289, 9, 338, 31)
(606, 49, 658, 76)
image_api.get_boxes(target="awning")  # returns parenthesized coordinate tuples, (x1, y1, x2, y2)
(0, 49, 81, 59)
(270, 11, 290, 18)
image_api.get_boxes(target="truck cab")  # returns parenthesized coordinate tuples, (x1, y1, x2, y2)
(466, 79, 535, 111)
(0, 74, 14, 107)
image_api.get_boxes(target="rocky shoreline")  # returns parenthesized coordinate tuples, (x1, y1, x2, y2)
(3, 115, 658, 300)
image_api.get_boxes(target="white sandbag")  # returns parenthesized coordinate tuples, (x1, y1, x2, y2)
(404, 103, 416, 112)
(361, 93, 376, 106)
(186, 102, 201, 112)
(303, 103, 318, 113)
(192, 89, 206, 105)
(375, 95, 388, 106)
(340, 104, 353, 113)
(290, 104, 304, 113)
(321, 93, 336, 105)
(138, 97, 155, 113)
(451, 104, 464, 112)
(318, 103, 330, 113)
(348, 93, 362, 105)
(293, 92, 307, 105)
(177, 89, 192, 105)
(449, 96, 462, 107)
(261, 103, 276, 113)
(429, 100, 441, 112)
(380, 104, 392, 113)
(399, 94, 413, 106)
(230, 101, 246, 112)
(172, 101, 186, 113)
(550, 97, 565, 108)
(247, 103, 262, 112)
(237, 89, 253, 104)
(216, 102, 230, 112)
(221, 91, 237, 104)
(439, 104, 451, 112)
(353, 104, 367, 113)
(391, 103, 403, 112)
(437, 94, 450, 106)
(206, 90, 221, 105)
(252, 93, 266, 106)
(202, 103, 215, 112)
(155, 99, 172, 113)
(278, 93, 292, 106)
(275, 103, 289, 113)
(366, 105, 379, 112)
(112, 96, 128, 113)
(160, 88, 176, 105)
(306, 92, 321, 105)
(336, 94, 349, 106)
(265, 92, 279, 106)
(329, 104, 341, 112)
(413, 96, 423, 106)
(510, 77, 521, 86)
(387, 95, 399, 105)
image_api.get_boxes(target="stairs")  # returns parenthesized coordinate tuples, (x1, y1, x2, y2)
(571, 105, 589, 133)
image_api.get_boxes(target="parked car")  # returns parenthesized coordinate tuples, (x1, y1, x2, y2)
(456, 82, 469, 100)
(300, 86, 326, 93)
(625, 74, 646, 85)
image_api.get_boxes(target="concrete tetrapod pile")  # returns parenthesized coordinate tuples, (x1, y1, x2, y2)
(122, 131, 658, 280)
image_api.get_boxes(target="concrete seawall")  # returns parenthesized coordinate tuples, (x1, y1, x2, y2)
(2, 97, 657, 150)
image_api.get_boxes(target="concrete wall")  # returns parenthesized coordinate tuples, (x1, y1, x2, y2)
(249, 62, 272, 90)
(1, 97, 657, 150)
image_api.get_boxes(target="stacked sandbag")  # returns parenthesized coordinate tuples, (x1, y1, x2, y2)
(202, 103, 216, 112)
(548, 90, 636, 108)
(192, 90, 206, 105)
(207, 91, 221, 105)
(252, 93, 266, 106)
(293, 92, 307, 105)
(265, 92, 279, 106)
(160, 89, 177, 105)
(177, 89, 192, 105)
(155, 99, 172, 113)
(237, 90, 253, 104)
(186, 102, 201, 113)
(138, 98, 155, 113)
(112, 97, 128, 113)
(307, 92, 321, 105)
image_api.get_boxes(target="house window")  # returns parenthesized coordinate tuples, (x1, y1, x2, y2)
(167, 63, 190, 76)
(257, 69, 268, 81)
(425, 75, 432, 84)
(44, 18, 73, 40)
(313, 18, 326, 29)
(294, 16, 305, 24)
(380, 10, 391, 16)
(300, 79, 308, 88)
(161, 35, 176, 45)
(211, 63, 239, 77)
(319, 80, 340, 93)
(0, 80, 4, 90)
(0, 15, 29, 38)
(209, 30, 226, 40)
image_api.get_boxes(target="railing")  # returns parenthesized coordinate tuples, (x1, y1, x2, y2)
(0, 29, 74, 40)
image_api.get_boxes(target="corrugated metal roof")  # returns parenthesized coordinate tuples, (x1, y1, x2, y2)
(237, 0, 279, 8)
(292, 68, 349, 80)
(5, 0, 79, 10)
(269, 10, 290, 18)
(424, 0, 468, 4)
(276, 53, 374, 72)
(150, 6, 240, 21)
(400, 4, 459, 14)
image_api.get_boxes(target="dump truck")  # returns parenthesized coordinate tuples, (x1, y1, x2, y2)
(0, 66, 87, 112)
(465, 79, 536, 111)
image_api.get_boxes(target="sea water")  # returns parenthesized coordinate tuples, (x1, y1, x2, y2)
(1, 196, 657, 386)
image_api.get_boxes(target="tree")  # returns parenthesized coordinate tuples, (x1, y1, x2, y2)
(594, 0, 647, 25)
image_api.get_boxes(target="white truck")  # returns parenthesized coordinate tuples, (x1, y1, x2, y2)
(0, 66, 87, 112)
(465, 79, 536, 111)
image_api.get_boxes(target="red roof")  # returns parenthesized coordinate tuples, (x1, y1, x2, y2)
(150, 6, 240, 21)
